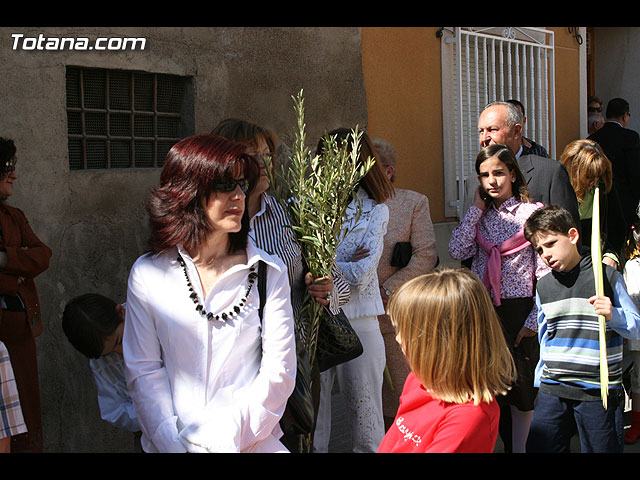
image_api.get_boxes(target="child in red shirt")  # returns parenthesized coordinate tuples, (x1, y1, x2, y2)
(378, 268, 516, 453)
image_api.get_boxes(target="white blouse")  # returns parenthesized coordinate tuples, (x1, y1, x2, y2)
(336, 189, 389, 320)
(123, 242, 296, 453)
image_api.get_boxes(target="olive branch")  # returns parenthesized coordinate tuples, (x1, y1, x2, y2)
(264, 89, 374, 364)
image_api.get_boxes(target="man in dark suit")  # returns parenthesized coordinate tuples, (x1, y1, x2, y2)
(463, 101, 580, 229)
(588, 97, 640, 231)
(507, 99, 549, 158)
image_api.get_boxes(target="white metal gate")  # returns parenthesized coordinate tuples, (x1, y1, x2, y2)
(440, 27, 556, 217)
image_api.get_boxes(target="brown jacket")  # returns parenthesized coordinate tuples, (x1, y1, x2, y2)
(0, 204, 52, 337)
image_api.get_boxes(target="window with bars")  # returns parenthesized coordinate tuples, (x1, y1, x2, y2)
(66, 66, 194, 170)
(439, 27, 556, 217)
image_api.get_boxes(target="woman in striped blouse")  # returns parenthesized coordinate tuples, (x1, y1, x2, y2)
(212, 119, 350, 316)
(211, 119, 351, 451)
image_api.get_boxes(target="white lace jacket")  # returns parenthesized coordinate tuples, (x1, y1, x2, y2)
(336, 189, 389, 320)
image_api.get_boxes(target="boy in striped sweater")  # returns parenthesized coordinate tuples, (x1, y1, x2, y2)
(523, 205, 640, 452)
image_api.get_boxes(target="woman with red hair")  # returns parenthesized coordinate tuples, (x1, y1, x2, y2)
(123, 134, 296, 453)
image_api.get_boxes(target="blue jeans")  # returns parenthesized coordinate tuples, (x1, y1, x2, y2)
(526, 390, 624, 453)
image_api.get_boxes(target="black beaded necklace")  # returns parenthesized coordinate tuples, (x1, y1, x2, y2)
(177, 254, 257, 322)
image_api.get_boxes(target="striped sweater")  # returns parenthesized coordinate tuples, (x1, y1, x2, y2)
(535, 255, 640, 401)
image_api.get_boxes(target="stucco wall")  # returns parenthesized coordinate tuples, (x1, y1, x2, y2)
(592, 27, 640, 135)
(0, 26, 367, 452)
(362, 27, 445, 222)
(551, 27, 584, 156)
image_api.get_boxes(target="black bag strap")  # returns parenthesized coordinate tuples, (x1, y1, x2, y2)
(258, 260, 267, 322)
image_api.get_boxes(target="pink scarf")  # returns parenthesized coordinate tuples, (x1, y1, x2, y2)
(475, 225, 531, 306)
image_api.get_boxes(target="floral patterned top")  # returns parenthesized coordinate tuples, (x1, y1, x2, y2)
(448, 196, 550, 331)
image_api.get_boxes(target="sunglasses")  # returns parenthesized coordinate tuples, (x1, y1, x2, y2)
(588, 106, 602, 113)
(213, 178, 250, 194)
(2, 158, 17, 174)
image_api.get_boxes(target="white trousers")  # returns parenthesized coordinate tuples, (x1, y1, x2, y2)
(313, 316, 386, 453)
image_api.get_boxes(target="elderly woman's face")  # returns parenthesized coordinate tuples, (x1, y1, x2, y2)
(0, 158, 17, 198)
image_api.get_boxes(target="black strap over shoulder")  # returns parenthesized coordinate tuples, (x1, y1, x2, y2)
(258, 260, 267, 322)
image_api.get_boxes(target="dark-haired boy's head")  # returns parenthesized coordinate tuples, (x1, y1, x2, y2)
(524, 205, 582, 272)
(524, 205, 577, 240)
(62, 293, 125, 359)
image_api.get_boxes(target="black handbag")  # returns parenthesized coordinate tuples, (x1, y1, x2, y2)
(258, 261, 315, 436)
(315, 306, 363, 372)
(390, 241, 412, 268)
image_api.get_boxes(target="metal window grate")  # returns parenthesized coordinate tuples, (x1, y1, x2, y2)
(440, 27, 556, 217)
(66, 66, 193, 170)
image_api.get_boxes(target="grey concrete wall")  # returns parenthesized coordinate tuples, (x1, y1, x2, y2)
(0, 26, 367, 452)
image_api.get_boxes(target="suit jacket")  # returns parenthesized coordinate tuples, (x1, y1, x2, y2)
(523, 138, 549, 158)
(463, 153, 581, 231)
(0, 204, 52, 337)
(588, 121, 640, 227)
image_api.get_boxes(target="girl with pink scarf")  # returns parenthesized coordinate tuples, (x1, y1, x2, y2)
(449, 144, 550, 453)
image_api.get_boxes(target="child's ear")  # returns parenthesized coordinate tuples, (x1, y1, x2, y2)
(115, 303, 126, 321)
(568, 227, 580, 245)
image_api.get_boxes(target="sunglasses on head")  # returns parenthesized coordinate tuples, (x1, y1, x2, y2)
(213, 178, 250, 194)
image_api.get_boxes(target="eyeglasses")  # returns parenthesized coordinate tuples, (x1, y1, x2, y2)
(588, 106, 602, 113)
(214, 178, 250, 194)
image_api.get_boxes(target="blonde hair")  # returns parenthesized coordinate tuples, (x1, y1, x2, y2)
(388, 268, 516, 405)
(559, 139, 612, 203)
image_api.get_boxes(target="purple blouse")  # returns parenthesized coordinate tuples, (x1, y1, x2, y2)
(448, 196, 550, 331)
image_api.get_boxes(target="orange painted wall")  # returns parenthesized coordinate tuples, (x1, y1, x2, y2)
(361, 27, 448, 222)
(551, 27, 583, 155)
